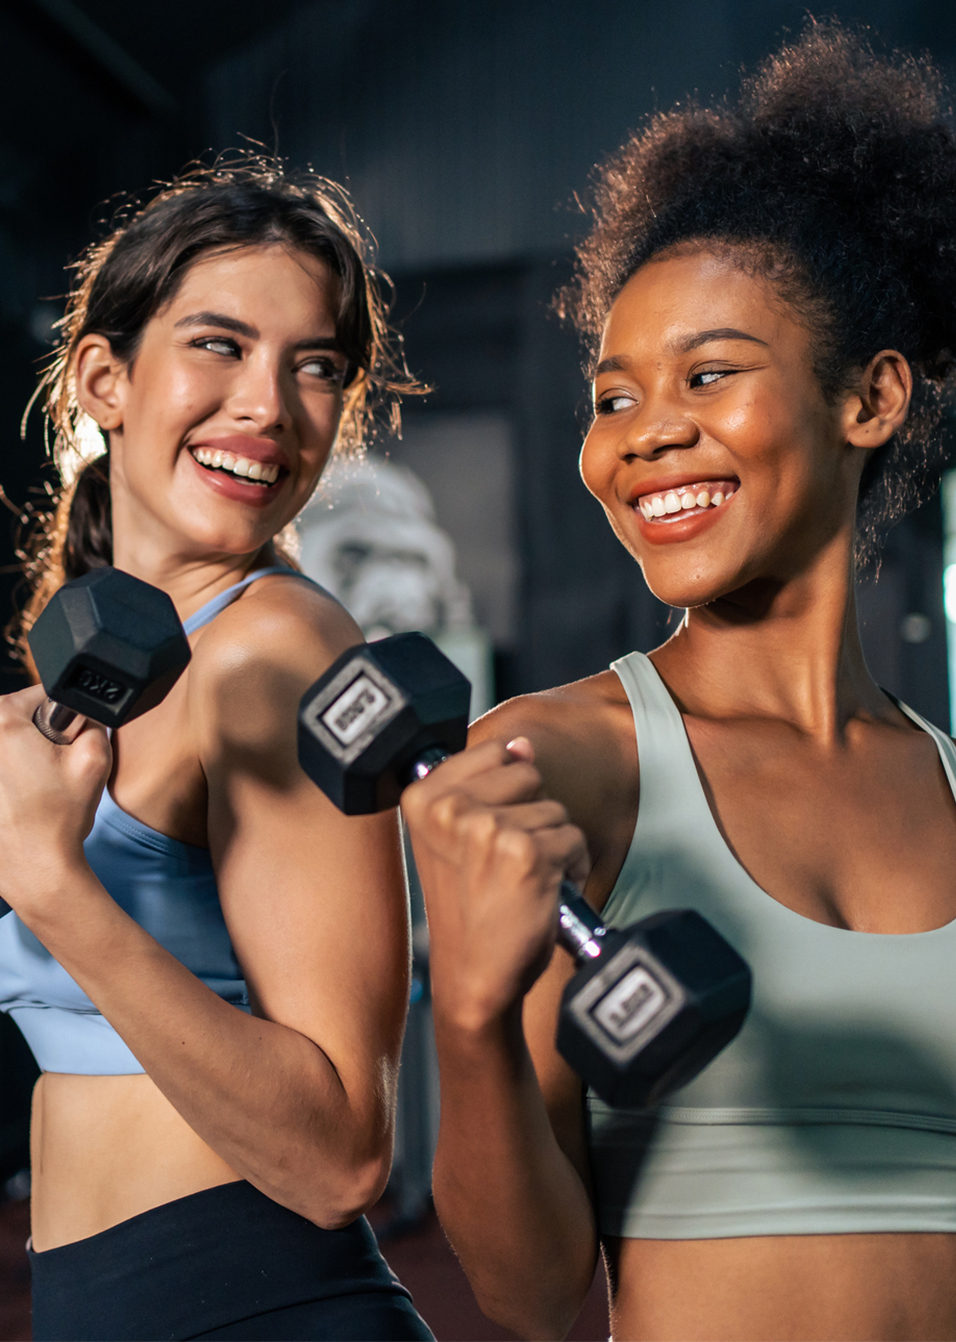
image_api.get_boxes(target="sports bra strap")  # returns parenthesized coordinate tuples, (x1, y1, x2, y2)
(183, 568, 323, 635)
(885, 691, 956, 797)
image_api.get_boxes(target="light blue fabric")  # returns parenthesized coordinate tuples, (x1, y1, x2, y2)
(588, 651, 956, 1238)
(0, 567, 320, 1074)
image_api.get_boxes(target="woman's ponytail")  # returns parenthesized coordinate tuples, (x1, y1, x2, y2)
(62, 454, 112, 581)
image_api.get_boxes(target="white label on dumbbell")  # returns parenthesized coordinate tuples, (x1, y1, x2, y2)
(321, 674, 391, 746)
(591, 966, 667, 1043)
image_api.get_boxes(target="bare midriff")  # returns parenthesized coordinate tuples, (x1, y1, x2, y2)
(30, 1073, 241, 1251)
(607, 1231, 956, 1341)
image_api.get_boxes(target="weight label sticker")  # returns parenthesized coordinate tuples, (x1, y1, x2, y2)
(321, 674, 391, 746)
(590, 966, 667, 1043)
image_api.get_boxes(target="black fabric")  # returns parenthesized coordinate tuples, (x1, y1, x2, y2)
(28, 1180, 434, 1342)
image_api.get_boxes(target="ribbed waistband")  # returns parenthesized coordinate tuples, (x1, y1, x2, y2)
(29, 1180, 410, 1341)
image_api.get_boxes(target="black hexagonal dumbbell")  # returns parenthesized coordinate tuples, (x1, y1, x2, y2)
(298, 631, 752, 1109)
(0, 567, 191, 919)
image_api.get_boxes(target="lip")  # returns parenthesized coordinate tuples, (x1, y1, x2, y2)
(185, 436, 291, 508)
(634, 490, 736, 546)
(188, 436, 291, 471)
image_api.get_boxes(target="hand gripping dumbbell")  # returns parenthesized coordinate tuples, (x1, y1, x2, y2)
(0, 567, 191, 918)
(297, 631, 752, 1109)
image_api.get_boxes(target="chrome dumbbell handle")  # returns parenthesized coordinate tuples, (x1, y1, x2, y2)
(32, 699, 87, 746)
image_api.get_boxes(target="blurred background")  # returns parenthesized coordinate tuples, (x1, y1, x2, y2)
(2, 2, 956, 1338)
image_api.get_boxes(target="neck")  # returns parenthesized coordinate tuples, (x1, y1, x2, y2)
(109, 512, 277, 624)
(650, 528, 892, 742)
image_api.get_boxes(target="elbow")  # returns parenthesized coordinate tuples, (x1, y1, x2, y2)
(269, 1139, 391, 1230)
(470, 1287, 578, 1342)
(309, 1150, 392, 1229)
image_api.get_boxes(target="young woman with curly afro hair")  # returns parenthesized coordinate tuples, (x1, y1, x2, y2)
(403, 22, 956, 1342)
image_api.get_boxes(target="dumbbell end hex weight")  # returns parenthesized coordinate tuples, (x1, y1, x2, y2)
(297, 631, 470, 813)
(557, 906, 751, 1108)
(28, 568, 191, 742)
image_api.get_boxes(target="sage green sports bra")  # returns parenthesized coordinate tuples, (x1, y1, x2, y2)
(587, 651, 956, 1239)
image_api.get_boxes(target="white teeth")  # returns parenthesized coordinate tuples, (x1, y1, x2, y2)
(637, 483, 736, 520)
(190, 448, 281, 485)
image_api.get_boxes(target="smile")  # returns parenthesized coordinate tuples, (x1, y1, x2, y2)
(635, 480, 738, 521)
(190, 446, 282, 487)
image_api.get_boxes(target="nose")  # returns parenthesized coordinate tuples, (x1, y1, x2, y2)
(227, 351, 293, 434)
(619, 393, 699, 459)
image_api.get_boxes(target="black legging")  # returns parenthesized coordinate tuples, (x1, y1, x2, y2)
(29, 1180, 434, 1341)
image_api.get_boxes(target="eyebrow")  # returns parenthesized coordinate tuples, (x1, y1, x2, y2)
(595, 327, 768, 376)
(174, 311, 342, 352)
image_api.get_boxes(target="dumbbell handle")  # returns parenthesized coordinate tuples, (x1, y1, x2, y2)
(32, 699, 87, 746)
(406, 747, 609, 965)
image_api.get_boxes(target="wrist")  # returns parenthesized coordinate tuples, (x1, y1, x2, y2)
(6, 856, 103, 937)
(431, 979, 525, 1044)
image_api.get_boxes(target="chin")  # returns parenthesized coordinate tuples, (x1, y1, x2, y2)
(639, 558, 750, 611)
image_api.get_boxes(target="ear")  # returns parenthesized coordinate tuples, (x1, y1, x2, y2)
(842, 349, 912, 450)
(74, 334, 128, 432)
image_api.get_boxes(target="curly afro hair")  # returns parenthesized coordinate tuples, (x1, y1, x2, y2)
(558, 21, 956, 566)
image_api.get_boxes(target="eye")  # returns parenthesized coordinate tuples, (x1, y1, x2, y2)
(595, 392, 637, 416)
(688, 368, 734, 389)
(298, 355, 347, 384)
(191, 335, 240, 357)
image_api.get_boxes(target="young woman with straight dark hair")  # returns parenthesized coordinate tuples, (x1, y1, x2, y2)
(404, 25, 956, 1342)
(0, 157, 433, 1341)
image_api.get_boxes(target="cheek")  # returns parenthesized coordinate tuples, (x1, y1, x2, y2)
(125, 362, 223, 446)
(579, 429, 611, 500)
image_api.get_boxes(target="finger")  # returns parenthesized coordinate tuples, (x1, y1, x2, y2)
(446, 760, 544, 807)
(505, 736, 535, 763)
(484, 799, 571, 833)
(530, 823, 591, 887)
(0, 683, 48, 726)
(425, 738, 525, 787)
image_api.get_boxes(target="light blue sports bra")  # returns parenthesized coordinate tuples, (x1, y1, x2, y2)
(0, 567, 318, 1075)
(588, 651, 956, 1239)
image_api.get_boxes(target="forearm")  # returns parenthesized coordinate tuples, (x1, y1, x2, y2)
(23, 867, 390, 1226)
(432, 1005, 598, 1340)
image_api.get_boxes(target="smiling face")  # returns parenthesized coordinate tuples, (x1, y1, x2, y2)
(78, 243, 348, 569)
(580, 247, 873, 609)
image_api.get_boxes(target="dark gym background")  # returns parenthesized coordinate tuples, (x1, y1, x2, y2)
(2, 3, 955, 1338)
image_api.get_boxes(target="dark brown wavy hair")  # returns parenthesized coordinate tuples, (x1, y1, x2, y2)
(13, 152, 422, 661)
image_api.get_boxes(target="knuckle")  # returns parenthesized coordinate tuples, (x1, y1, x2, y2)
(431, 791, 467, 833)
(497, 826, 537, 870)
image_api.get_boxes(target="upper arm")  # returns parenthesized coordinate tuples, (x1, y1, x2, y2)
(189, 584, 410, 1100)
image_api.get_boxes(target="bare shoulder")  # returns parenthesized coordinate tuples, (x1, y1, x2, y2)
(188, 575, 361, 760)
(470, 670, 633, 774)
(471, 671, 638, 890)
